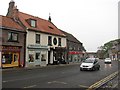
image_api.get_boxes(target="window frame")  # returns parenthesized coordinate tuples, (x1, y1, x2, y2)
(48, 36, 52, 46)
(58, 38, 61, 46)
(35, 52, 40, 60)
(36, 34, 40, 44)
(8, 32, 18, 42)
(31, 20, 36, 28)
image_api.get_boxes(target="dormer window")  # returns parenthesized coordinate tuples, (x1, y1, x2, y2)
(48, 25, 54, 29)
(31, 20, 36, 27)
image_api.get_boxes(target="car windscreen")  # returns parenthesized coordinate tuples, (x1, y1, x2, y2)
(83, 59, 94, 63)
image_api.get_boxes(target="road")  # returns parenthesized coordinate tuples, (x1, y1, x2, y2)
(2, 60, 119, 89)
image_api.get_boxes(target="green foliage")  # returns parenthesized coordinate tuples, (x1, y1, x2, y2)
(97, 39, 120, 58)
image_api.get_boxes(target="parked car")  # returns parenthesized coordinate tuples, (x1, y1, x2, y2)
(104, 58, 112, 64)
(80, 58, 100, 71)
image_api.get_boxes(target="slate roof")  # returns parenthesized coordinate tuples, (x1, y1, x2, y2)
(60, 30, 82, 44)
(60, 29, 86, 51)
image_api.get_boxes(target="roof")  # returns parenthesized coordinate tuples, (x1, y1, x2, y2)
(60, 30, 82, 44)
(0, 15, 24, 31)
(18, 12, 66, 37)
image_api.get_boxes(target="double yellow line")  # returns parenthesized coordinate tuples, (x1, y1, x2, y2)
(87, 71, 118, 90)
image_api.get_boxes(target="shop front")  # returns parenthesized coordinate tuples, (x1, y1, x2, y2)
(26, 45, 48, 67)
(68, 51, 83, 63)
(1, 46, 21, 68)
(48, 47, 66, 65)
(54, 47, 66, 64)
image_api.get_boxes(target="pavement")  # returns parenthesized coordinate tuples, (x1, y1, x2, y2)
(2, 63, 80, 72)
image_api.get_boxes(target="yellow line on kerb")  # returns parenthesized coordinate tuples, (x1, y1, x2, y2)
(86, 71, 118, 90)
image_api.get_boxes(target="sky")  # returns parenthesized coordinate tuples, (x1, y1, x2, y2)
(0, 0, 119, 52)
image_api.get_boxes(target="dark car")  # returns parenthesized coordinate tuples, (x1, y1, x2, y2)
(80, 58, 100, 71)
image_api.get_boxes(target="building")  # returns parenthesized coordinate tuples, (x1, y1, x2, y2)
(0, 15, 26, 68)
(86, 52, 97, 58)
(108, 40, 120, 60)
(60, 30, 86, 63)
(6, 0, 66, 67)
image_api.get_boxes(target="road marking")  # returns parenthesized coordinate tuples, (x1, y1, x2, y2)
(2, 81, 8, 83)
(79, 85, 88, 88)
(87, 71, 118, 90)
(47, 81, 67, 84)
(23, 85, 37, 88)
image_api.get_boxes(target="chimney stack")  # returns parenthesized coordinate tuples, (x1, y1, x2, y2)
(48, 13, 51, 22)
(6, 0, 15, 17)
(6, 0, 19, 21)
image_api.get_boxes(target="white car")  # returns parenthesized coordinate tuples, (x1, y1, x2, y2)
(80, 58, 100, 71)
(104, 58, 112, 64)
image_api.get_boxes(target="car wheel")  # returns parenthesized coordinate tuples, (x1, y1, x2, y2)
(92, 67, 96, 71)
(97, 67, 100, 70)
(80, 68, 83, 71)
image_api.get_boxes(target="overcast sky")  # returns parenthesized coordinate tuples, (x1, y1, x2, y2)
(1, 0, 119, 52)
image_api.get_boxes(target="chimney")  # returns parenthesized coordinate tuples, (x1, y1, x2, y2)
(6, 0, 15, 17)
(6, 0, 19, 21)
(13, 6, 19, 20)
(48, 13, 51, 22)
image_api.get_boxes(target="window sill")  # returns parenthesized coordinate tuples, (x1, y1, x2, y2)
(8, 40, 19, 43)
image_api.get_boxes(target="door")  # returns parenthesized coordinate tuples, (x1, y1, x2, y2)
(35, 52, 41, 66)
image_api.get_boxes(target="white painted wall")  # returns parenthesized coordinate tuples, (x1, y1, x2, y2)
(27, 30, 66, 47)
(26, 30, 67, 66)
(27, 31, 35, 45)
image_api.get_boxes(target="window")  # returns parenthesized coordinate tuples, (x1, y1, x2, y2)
(41, 54, 46, 61)
(36, 34, 40, 44)
(48, 36, 52, 46)
(58, 38, 61, 46)
(31, 20, 36, 27)
(8, 32, 18, 42)
(35, 53, 40, 60)
(48, 26, 54, 29)
(29, 54, 34, 62)
(53, 38, 57, 45)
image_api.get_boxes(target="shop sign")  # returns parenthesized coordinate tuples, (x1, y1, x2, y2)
(1, 46, 20, 51)
(28, 45, 48, 49)
(69, 51, 83, 54)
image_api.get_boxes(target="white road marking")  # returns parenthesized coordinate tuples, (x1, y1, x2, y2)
(79, 85, 88, 88)
(48, 81, 67, 84)
(2, 81, 8, 83)
(23, 85, 37, 88)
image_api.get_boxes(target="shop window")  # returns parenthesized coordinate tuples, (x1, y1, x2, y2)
(48, 36, 52, 46)
(41, 54, 46, 61)
(36, 34, 40, 44)
(8, 32, 18, 42)
(2, 54, 12, 64)
(29, 54, 34, 62)
(14, 54, 18, 62)
(35, 53, 40, 60)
